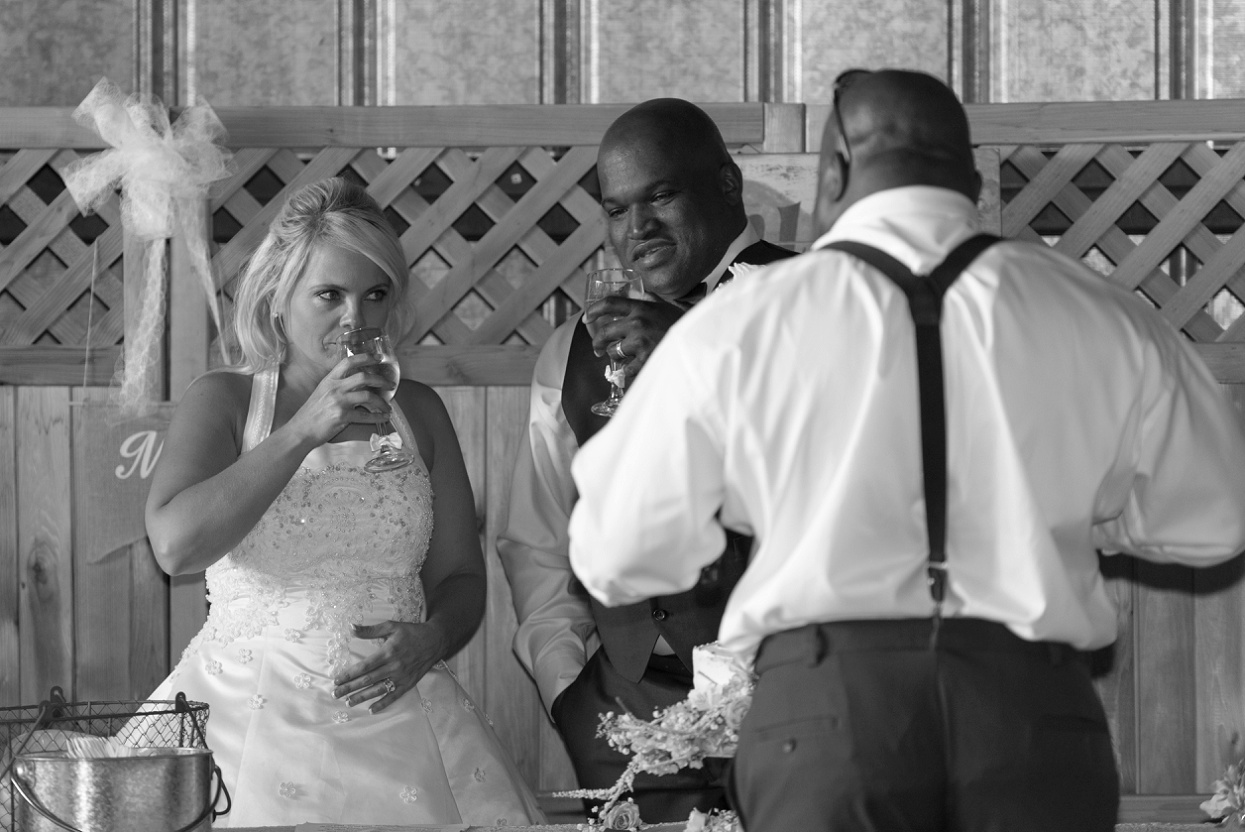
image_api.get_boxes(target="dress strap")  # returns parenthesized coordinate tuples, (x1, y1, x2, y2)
(242, 367, 277, 453)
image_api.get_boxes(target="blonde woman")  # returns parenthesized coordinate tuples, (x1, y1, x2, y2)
(145, 177, 543, 827)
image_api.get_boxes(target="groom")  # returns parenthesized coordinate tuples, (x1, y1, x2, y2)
(498, 98, 796, 822)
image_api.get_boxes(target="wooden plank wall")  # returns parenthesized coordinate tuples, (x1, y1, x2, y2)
(6, 381, 1245, 795)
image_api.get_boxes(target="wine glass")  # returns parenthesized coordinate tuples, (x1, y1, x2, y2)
(336, 326, 416, 473)
(584, 268, 646, 417)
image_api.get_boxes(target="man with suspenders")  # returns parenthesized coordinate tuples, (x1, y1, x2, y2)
(567, 69, 1245, 831)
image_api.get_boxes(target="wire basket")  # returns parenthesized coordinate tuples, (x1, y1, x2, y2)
(0, 687, 210, 832)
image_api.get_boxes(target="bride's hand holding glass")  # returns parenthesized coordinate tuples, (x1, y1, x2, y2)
(277, 349, 391, 451)
(335, 326, 416, 472)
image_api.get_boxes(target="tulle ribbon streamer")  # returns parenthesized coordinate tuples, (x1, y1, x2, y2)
(63, 77, 232, 415)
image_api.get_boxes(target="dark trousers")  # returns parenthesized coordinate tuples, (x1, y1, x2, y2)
(554, 648, 727, 823)
(728, 618, 1119, 832)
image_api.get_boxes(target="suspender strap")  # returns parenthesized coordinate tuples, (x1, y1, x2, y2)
(821, 234, 1000, 608)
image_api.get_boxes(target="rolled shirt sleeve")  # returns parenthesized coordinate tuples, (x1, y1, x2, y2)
(1092, 312, 1245, 564)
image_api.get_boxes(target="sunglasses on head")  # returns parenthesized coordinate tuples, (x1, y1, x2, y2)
(832, 68, 872, 166)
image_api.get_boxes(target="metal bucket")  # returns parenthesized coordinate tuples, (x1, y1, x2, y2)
(10, 748, 217, 832)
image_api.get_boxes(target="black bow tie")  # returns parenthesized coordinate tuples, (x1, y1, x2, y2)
(673, 279, 710, 310)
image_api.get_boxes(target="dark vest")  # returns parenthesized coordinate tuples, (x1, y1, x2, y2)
(563, 239, 797, 682)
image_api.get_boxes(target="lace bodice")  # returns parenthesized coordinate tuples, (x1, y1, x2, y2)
(191, 368, 435, 673)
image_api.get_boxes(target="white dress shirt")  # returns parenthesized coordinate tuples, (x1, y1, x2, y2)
(568, 186, 1245, 663)
(497, 226, 761, 712)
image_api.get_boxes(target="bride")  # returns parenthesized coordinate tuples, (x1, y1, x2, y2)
(144, 177, 544, 827)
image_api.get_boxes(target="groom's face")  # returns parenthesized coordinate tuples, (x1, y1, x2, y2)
(597, 136, 738, 303)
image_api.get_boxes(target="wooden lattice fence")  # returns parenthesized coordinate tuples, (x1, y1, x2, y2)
(3, 101, 1245, 797)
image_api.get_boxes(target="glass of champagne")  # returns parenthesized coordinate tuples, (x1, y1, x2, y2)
(336, 326, 416, 473)
(585, 267, 645, 417)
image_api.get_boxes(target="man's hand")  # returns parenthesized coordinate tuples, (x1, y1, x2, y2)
(585, 296, 684, 384)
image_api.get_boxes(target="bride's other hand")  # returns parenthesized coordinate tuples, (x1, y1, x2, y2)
(332, 621, 449, 712)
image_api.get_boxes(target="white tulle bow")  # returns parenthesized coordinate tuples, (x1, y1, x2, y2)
(370, 431, 403, 454)
(63, 77, 232, 415)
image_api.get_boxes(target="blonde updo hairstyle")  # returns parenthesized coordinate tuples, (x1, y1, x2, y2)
(231, 177, 410, 372)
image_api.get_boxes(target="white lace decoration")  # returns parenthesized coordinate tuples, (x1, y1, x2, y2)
(62, 78, 231, 416)
(370, 431, 403, 453)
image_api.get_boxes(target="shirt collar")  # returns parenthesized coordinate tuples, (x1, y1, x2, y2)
(702, 224, 762, 295)
(811, 186, 980, 272)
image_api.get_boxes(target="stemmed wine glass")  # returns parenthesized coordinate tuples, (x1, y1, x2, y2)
(585, 268, 646, 417)
(336, 326, 416, 473)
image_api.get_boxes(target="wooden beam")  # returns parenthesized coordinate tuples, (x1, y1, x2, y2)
(809, 99, 1245, 153)
(1195, 343, 1245, 384)
(10, 100, 1245, 152)
(966, 99, 1245, 144)
(0, 103, 767, 149)
(1116, 794, 1208, 823)
(1, 343, 1239, 388)
(0, 346, 122, 386)
(397, 345, 538, 387)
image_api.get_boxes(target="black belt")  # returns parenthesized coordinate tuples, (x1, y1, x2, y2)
(755, 618, 1083, 674)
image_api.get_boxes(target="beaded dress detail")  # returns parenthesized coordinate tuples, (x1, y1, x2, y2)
(148, 367, 543, 827)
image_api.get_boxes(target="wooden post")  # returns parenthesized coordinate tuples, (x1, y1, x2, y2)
(17, 387, 73, 702)
(0, 388, 19, 705)
(762, 102, 805, 154)
(168, 201, 212, 399)
(165, 206, 211, 669)
(974, 147, 1002, 235)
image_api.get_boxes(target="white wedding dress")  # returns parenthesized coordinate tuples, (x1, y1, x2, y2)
(148, 367, 544, 827)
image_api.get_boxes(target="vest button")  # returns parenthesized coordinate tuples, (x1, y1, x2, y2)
(651, 609, 668, 621)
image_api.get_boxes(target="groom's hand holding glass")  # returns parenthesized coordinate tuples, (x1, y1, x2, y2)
(584, 276, 684, 391)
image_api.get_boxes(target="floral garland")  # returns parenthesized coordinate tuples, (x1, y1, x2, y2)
(1203, 758, 1245, 824)
(557, 645, 755, 832)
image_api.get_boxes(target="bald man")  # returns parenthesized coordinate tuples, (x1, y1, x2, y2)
(497, 98, 794, 822)
(567, 70, 1245, 831)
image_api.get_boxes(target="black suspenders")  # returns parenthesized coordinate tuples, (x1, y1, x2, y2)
(821, 234, 1000, 611)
